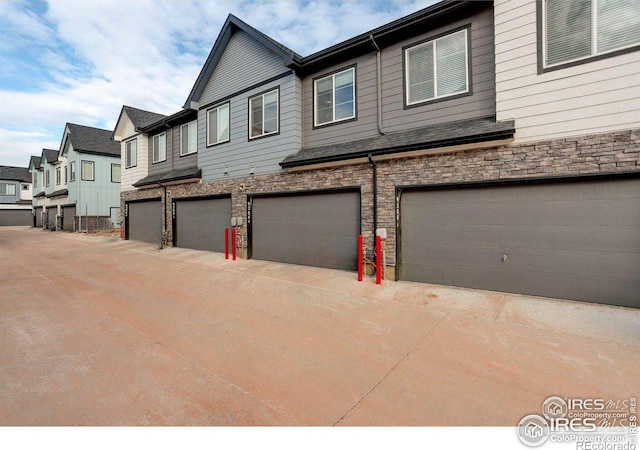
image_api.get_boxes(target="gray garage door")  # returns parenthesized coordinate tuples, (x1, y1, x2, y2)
(127, 199, 161, 245)
(62, 206, 75, 232)
(251, 191, 361, 271)
(174, 197, 232, 252)
(399, 177, 640, 308)
(34, 207, 42, 227)
(46, 206, 57, 230)
(0, 209, 32, 226)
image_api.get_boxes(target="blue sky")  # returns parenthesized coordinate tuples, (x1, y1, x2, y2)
(0, 0, 436, 168)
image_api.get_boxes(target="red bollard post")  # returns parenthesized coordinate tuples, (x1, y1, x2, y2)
(357, 235, 363, 282)
(232, 227, 237, 261)
(375, 235, 382, 285)
(225, 228, 229, 259)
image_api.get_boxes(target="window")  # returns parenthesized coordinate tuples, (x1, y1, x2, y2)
(249, 89, 279, 139)
(69, 162, 76, 182)
(45, 170, 50, 187)
(22, 184, 29, 191)
(405, 28, 469, 106)
(125, 139, 137, 168)
(543, 0, 640, 68)
(206, 104, 230, 146)
(111, 164, 121, 183)
(56, 167, 61, 186)
(81, 161, 94, 181)
(0, 183, 16, 196)
(314, 67, 356, 127)
(152, 133, 166, 163)
(33, 172, 37, 189)
(180, 120, 198, 155)
(64, 166, 67, 184)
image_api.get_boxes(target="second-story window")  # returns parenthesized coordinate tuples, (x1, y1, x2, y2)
(543, 0, 640, 68)
(314, 67, 356, 127)
(45, 170, 50, 187)
(69, 162, 76, 182)
(405, 28, 469, 106)
(81, 161, 94, 181)
(152, 133, 166, 163)
(206, 104, 229, 146)
(64, 166, 67, 184)
(0, 184, 16, 196)
(56, 167, 61, 186)
(125, 139, 137, 168)
(33, 172, 37, 189)
(111, 164, 121, 183)
(180, 120, 198, 155)
(249, 89, 278, 139)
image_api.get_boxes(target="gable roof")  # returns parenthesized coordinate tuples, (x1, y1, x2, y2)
(122, 105, 167, 130)
(0, 166, 31, 183)
(183, 14, 302, 108)
(41, 149, 59, 165)
(139, 108, 198, 134)
(29, 155, 41, 171)
(65, 123, 121, 157)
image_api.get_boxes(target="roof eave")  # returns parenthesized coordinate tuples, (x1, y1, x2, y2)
(280, 129, 515, 169)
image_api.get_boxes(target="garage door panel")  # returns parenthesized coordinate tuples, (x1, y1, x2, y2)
(0, 210, 32, 226)
(47, 207, 57, 229)
(252, 192, 360, 271)
(128, 200, 161, 245)
(400, 178, 640, 307)
(34, 207, 42, 227)
(175, 198, 231, 252)
(62, 207, 75, 232)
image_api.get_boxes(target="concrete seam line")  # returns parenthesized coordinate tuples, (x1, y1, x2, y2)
(493, 295, 506, 322)
(332, 312, 450, 426)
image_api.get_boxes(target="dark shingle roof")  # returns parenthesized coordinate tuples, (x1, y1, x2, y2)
(46, 189, 69, 198)
(29, 155, 41, 170)
(123, 106, 167, 130)
(33, 191, 46, 198)
(281, 117, 516, 168)
(133, 167, 202, 187)
(42, 149, 59, 164)
(0, 166, 31, 182)
(66, 123, 121, 157)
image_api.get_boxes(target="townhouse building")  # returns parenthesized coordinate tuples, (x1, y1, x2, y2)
(29, 123, 121, 231)
(0, 165, 32, 226)
(119, 0, 640, 308)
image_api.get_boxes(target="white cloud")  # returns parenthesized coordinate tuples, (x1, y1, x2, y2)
(0, 0, 436, 167)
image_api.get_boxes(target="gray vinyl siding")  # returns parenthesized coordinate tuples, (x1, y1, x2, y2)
(198, 74, 302, 182)
(0, 181, 20, 204)
(302, 3, 496, 149)
(148, 123, 197, 176)
(198, 30, 289, 106)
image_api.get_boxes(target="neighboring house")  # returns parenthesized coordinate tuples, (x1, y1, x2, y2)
(29, 123, 121, 231)
(119, 0, 639, 308)
(0, 165, 32, 226)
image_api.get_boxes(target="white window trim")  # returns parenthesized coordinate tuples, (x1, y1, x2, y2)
(55, 167, 61, 186)
(249, 89, 279, 140)
(0, 183, 16, 196)
(111, 163, 121, 183)
(45, 170, 50, 187)
(405, 28, 469, 106)
(81, 160, 95, 181)
(69, 162, 76, 182)
(180, 120, 198, 156)
(314, 67, 356, 127)
(542, 0, 640, 68)
(125, 139, 137, 169)
(206, 104, 230, 147)
(152, 132, 167, 164)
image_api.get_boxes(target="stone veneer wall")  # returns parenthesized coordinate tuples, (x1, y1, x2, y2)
(121, 128, 639, 279)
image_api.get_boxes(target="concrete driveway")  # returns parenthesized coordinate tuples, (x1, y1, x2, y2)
(0, 227, 638, 426)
